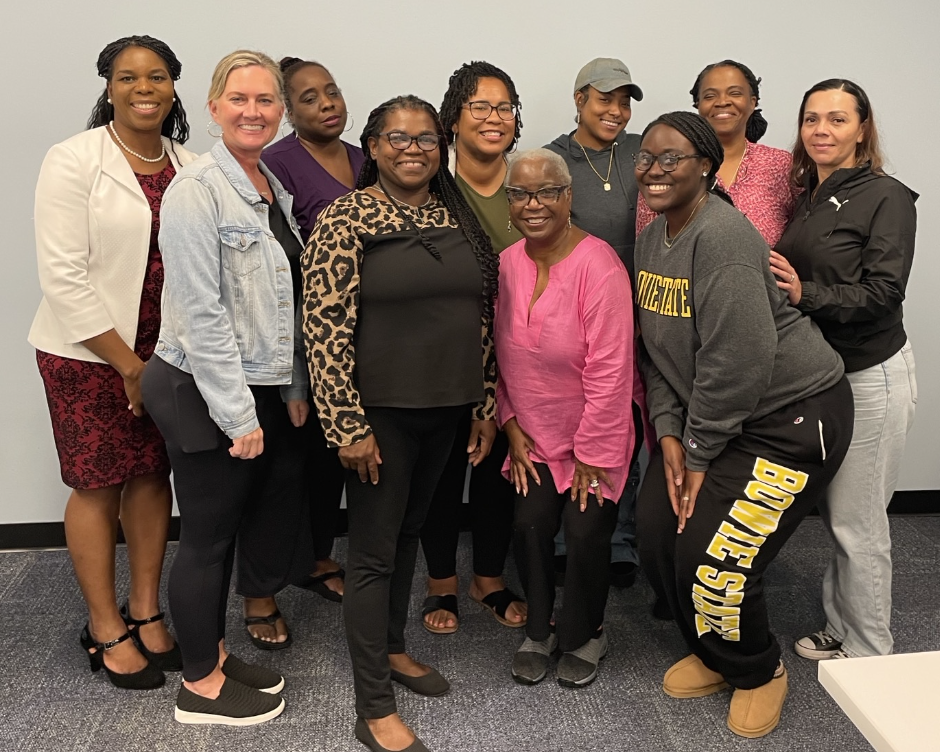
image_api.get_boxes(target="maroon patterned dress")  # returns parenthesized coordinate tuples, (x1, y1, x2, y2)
(36, 162, 176, 490)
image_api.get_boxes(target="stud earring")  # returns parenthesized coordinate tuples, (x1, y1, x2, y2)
(702, 171, 708, 177)
(107, 98, 112, 104)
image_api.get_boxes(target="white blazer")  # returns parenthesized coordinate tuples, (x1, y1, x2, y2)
(28, 126, 199, 362)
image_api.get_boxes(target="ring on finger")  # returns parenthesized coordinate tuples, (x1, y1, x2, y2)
(682, 495, 690, 501)
(589, 479, 600, 489)
(789, 273, 795, 282)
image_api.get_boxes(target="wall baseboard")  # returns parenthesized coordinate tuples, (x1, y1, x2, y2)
(1, 490, 937, 551)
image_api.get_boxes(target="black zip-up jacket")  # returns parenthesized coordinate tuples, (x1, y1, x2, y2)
(776, 163, 917, 372)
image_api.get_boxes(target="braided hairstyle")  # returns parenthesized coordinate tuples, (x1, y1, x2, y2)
(278, 56, 328, 118)
(439, 61, 522, 150)
(690, 60, 767, 143)
(86, 35, 189, 143)
(641, 111, 733, 206)
(357, 95, 498, 324)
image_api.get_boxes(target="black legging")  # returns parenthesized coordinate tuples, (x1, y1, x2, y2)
(514, 463, 619, 652)
(301, 395, 346, 561)
(420, 409, 515, 579)
(343, 405, 463, 719)
(142, 357, 306, 682)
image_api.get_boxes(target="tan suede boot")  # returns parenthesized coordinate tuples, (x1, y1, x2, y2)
(663, 655, 730, 698)
(727, 665, 788, 738)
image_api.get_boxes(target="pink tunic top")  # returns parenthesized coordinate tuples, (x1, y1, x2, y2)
(636, 142, 796, 247)
(495, 234, 635, 499)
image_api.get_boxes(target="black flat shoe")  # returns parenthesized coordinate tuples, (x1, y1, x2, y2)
(80, 624, 165, 690)
(354, 717, 429, 752)
(120, 601, 182, 672)
(389, 666, 449, 696)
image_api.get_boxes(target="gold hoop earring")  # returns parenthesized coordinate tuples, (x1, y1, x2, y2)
(567, 213, 572, 229)
(207, 122, 223, 138)
(344, 115, 355, 134)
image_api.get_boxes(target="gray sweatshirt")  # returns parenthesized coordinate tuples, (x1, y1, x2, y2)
(635, 197, 845, 472)
(545, 130, 642, 279)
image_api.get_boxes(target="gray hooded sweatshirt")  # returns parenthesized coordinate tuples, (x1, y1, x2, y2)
(545, 130, 642, 279)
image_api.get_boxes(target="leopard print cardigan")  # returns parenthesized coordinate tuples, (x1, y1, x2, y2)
(300, 189, 496, 448)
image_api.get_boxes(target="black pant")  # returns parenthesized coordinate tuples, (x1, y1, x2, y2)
(514, 463, 619, 652)
(344, 405, 463, 718)
(142, 357, 306, 682)
(420, 409, 515, 579)
(301, 394, 346, 561)
(637, 378, 854, 688)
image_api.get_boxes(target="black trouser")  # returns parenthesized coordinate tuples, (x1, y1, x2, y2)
(142, 357, 306, 682)
(514, 463, 620, 652)
(344, 405, 463, 719)
(420, 409, 515, 579)
(301, 392, 346, 561)
(637, 378, 854, 689)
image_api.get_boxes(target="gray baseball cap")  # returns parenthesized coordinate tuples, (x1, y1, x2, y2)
(574, 57, 643, 101)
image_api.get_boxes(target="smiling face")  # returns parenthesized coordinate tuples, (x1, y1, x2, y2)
(368, 107, 442, 196)
(575, 85, 632, 150)
(507, 158, 571, 245)
(287, 64, 347, 144)
(800, 89, 866, 180)
(209, 65, 284, 157)
(107, 46, 175, 134)
(696, 65, 756, 142)
(453, 76, 515, 159)
(635, 124, 710, 220)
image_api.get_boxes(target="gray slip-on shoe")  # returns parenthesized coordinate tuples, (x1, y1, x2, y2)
(512, 633, 558, 685)
(557, 630, 608, 688)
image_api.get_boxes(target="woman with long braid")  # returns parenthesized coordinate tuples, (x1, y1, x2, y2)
(636, 60, 794, 248)
(301, 95, 498, 752)
(29, 35, 196, 689)
(634, 111, 854, 738)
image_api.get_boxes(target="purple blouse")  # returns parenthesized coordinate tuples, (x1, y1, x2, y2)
(262, 134, 365, 241)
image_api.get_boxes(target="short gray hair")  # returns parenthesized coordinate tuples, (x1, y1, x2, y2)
(506, 148, 571, 186)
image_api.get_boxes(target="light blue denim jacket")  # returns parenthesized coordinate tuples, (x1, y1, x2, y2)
(156, 141, 308, 439)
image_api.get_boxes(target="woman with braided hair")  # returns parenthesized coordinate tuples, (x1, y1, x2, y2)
(301, 95, 498, 752)
(29, 34, 197, 690)
(636, 60, 795, 247)
(633, 111, 854, 738)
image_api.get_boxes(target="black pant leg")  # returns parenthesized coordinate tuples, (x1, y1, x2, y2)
(558, 491, 620, 651)
(306, 400, 346, 561)
(672, 379, 854, 688)
(513, 463, 566, 642)
(419, 409, 471, 580)
(236, 387, 309, 597)
(469, 430, 515, 578)
(387, 406, 462, 653)
(636, 449, 680, 610)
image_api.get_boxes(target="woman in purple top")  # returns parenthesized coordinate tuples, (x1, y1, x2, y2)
(259, 57, 364, 619)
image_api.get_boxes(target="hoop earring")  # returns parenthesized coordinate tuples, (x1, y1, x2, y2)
(567, 213, 572, 229)
(281, 120, 294, 137)
(207, 122, 223, 138)
(575, 111, 581, 125)
(344, 115, 355, 134)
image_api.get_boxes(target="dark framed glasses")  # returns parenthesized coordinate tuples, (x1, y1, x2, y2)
(633, 152, 703, 172)
(463, 101, 518, 121)
(379, 131, 442, 151)
(505, 185, 570, 206)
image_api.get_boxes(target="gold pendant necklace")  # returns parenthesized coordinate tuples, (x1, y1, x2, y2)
(574, 136, 615, 191)
(664, 193, 708, 249)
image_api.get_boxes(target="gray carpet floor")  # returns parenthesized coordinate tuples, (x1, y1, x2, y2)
(1, 516, 938, 752)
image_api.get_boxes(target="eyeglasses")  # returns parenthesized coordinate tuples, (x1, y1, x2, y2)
(379, 131, 442, 151)
(463, 101, 518, 121)
(633, 152, 704, 172)
(505, 185, 570, 206)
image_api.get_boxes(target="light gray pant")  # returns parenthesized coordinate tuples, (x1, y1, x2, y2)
(821, 341, 917, 657)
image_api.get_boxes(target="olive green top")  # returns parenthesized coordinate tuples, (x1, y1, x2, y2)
(455, 172, 523, 253)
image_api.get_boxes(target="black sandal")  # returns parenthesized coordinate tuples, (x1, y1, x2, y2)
(296, 568, 345, 603)
(421, 594, 459, 635)
(472, 588, 526, 628)
(80, 624, 165, 690)
(120, 601, 183, 672)
(244, 609, 293, 651)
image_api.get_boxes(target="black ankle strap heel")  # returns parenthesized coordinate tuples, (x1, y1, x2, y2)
(120, 602, 183, 672)
(79, 623, 165, 690)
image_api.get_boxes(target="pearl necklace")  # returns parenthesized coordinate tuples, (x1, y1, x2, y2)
(108, 121, 166, 163)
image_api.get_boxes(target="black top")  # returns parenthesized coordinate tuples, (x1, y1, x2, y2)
(355, 224, 484, 410)
(265, 196, 305, 298)
(776, 164, 917, 373)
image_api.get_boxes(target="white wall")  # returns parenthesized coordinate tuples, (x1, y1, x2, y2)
(3, 1, 938, 524)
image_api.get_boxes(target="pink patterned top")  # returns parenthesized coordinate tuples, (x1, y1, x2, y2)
(636, 142, 796, 247)
(495, 235, 635, 499)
